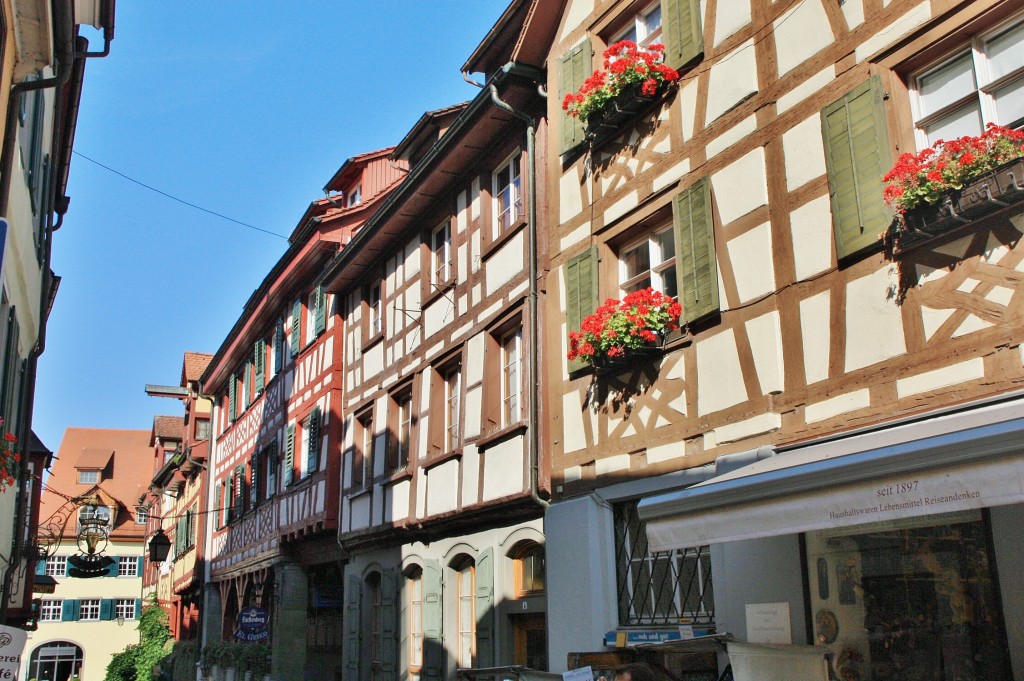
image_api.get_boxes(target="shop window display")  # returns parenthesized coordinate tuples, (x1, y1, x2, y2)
(804, 511, 1011, 681)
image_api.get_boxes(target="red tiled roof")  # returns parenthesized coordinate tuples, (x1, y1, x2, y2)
(181, 352, 213, 386)
(41, 428, 153, 540)
(152, 415, 184, 441)
(74, 448, 113, 470)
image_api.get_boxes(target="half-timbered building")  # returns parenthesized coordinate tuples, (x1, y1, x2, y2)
(317, 5, 564, 676)
(543, 0, 1024, 676)
(144, 351, 214, 642)
(200, 150, 404, 680)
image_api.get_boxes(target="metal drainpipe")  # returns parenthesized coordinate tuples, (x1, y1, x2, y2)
(489, 66, 548, 510)
(0, 1, 79, 623)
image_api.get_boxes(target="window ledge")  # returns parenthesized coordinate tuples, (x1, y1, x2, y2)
(386, 467, 413, 484)
(475, 422, 528, 451)
(345, 486, 371, 501)
(362, 331, 384, 351)
(424, 448, 463, 470)
(482, 219, 526, 261)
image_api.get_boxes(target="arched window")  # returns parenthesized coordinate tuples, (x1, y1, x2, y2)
(511, 542, 545, 597)
(29, 641, 83, 681)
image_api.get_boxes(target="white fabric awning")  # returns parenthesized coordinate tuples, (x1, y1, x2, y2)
(639, 395, 1024, 552)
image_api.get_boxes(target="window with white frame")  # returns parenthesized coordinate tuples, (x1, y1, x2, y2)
(456, 561, 475, 669)
(39, 599, 62, 621)
(407, 567, 424, 674)
(612, 1, 663, 47)
(117, 556, 138, 577)
(196, 418, 211, 441)
(306, 290, 318, 344)
(77, 470, 99, 484)
(44, 555, 66, 577)
(444, 365, 461, 452)
(135, 507, 148, 525)
(431, 221, 452, 286)
(368, 282, 383, 337)
(347, 185, 362, 207)
(115, 599, 137, 620)
(912, 17, 1024, 145)
(492, 152, 522, 237)
(79, 599, 101, 621)
(391, 390, 413, 473)
(619, 225, 677, 297)
(501, 327, 522, 426)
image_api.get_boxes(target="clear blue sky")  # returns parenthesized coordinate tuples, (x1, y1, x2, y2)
(34, 1, 510, 452)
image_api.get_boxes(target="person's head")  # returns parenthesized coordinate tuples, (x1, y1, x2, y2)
(614, 663, 656, 681)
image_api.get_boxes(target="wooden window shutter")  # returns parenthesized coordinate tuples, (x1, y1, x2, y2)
(673, 178, 719, 325)
(105, 557, 118, 576)
(214, 484, 223, 529)
(559, 41, 592, 153)
(250, 453, 260, 508)
(315, 285, 327, 336)
(136, 556, 144, 574)
(228, 375, 237, 422)
(254, 339, 265, 393)
(475, 548, 495, 667)
(564, 246, 599, 373)
(273, 320, 284, 370)
(35, 559, 45, 576)
(822, 75, 892, 259)
(483, 337, 502, 429)
(345, 575, 362, 673)
(134, 598, 142, 619)
(380, 569, 397, 674)
(61, 599, 79, 621)
(422, 561, 443, 679)
(290, 299, 301, 356)
(236, 466, 248, 515)
(100, 599, 114, 620)
(306, 406, 322, 474)
(225, 476, 234, 523)
(284, 424, 296, 486)
(663, 0, 703, 70)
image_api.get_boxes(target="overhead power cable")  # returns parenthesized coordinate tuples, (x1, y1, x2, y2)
(72, 150, 289, 240)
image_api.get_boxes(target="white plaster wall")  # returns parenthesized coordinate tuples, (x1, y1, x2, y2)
(790, 195, 834, 281)
(855, 2, 931, 62)
(462, 443, 480, 507)
(559, 2, 595, 40)
(560, 166, 585, 222)
(782, 116, 827, 191)
(744, 311, 784, 394)
(423, 296, 456, 339)
(773, 0, 834, 76)
(705, 39, 758, 124)
(482, 435, 525, 501)
(562, 389, 587, 453)
(363, 341, 384, 380)
(386, 480, 410, 523)
(711, 147, 768, 225)
(425, 459, 459, 516)
(485, 231, 524, 295)
(800, 291, 831, 384)
(844, 266, 906, 372)
(696, 328, 747, 415)
(714, 0, 750, 47)
(727, 223, 776, 302)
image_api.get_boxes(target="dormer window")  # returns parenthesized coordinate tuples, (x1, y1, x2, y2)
(77, 470, 99, 484)
(347, 185, 362, 207)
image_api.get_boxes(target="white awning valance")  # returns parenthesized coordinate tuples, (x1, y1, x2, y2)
(639, 395, 1024, 552)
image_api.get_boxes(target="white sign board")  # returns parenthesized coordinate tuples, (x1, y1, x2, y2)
(563, 667, 594, 681)
(0, 624, 27, 680)
(745, 602, 791, 644)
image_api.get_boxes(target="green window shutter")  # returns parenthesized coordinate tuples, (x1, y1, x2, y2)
(100, 598, 114, 621)
(250, 453, 260, 508)
(306, 407, 321, 475)
(254, 339, 265, 393)
(273, 321, 284, 370)
(268, 441, 279, 497)
(235, 466, 247, 516)
(663, 0, 704, 70)
(345, 575, 362, 673)
(35, 559, 45, 576)
(290, 299, 301, 356)
(106, 557, 118, 576)
(822, 75, 892, 259)
(137, 556, 144, 574)
(62, 599, 79, 621)
(135, 598, 143, 619)
(315, 285, 327, 336)
(564, 246, 599, 373)
(422, 561, 443, 679)
(214, 484, 223, 529)
(559, 41, 592, 153)
(673, 178, 719, 324)
(228, 376, 237, 422)
(380, 569, 397, 674)
(475, 549, 495, 667)
(284, 424, 295, 486)
(225, 475, 234, 523)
